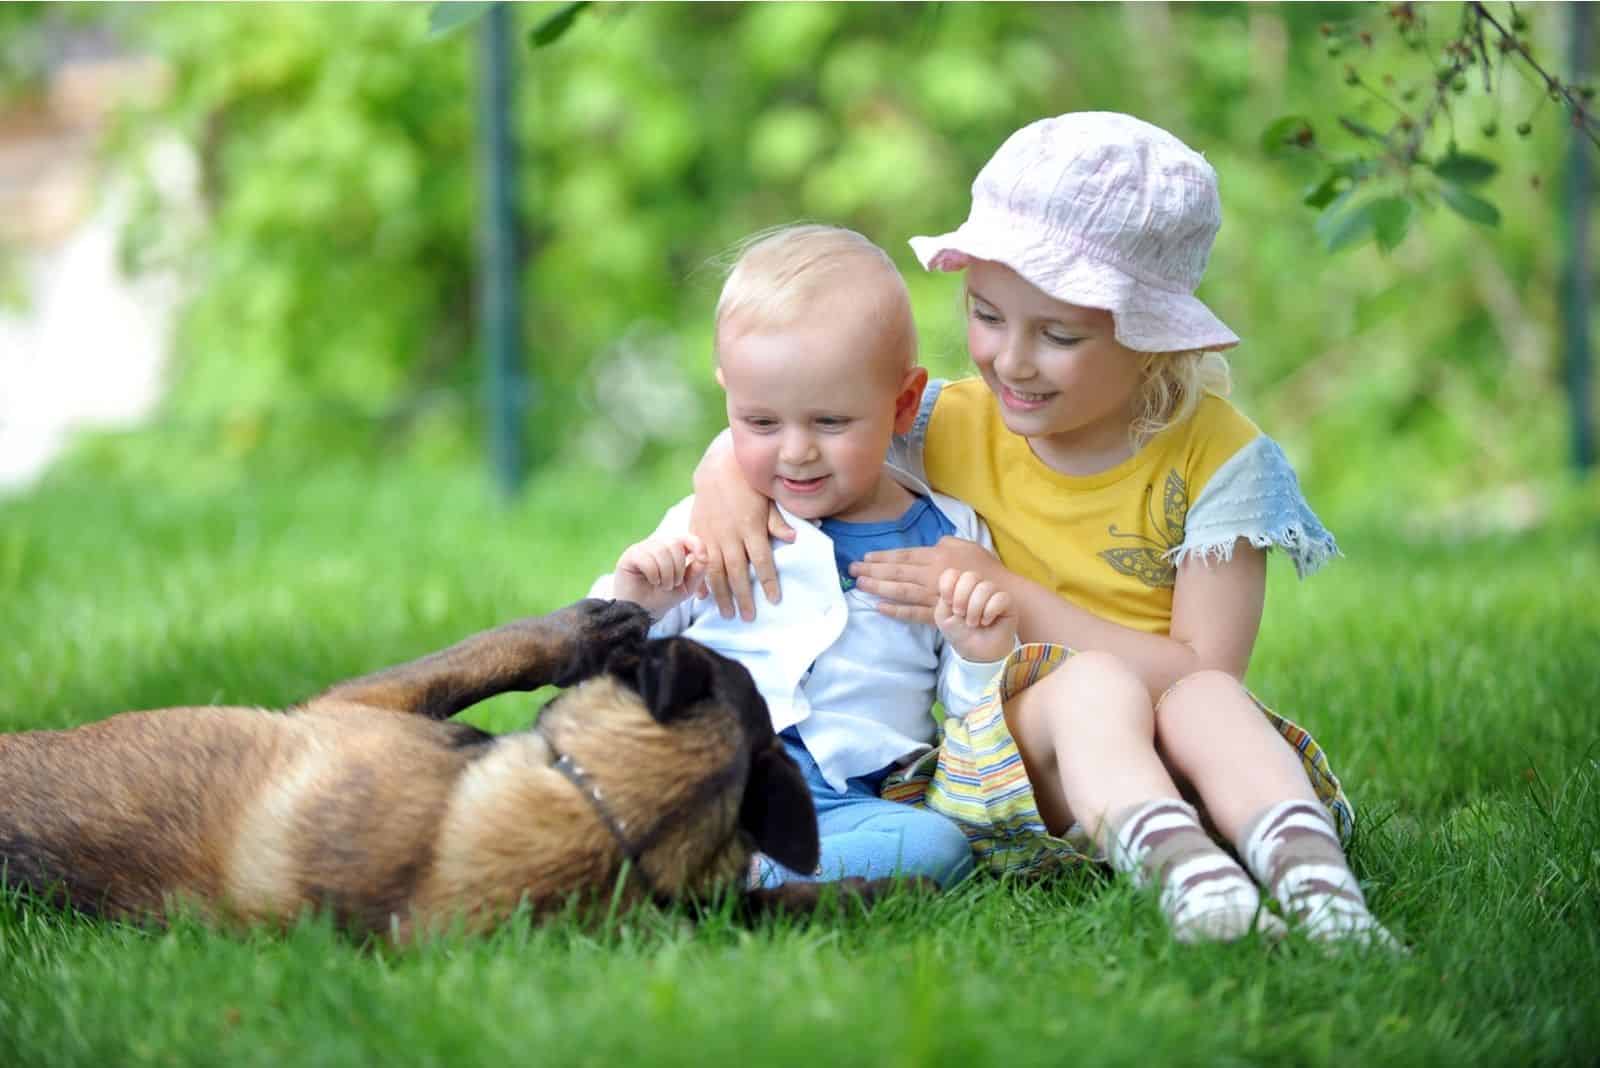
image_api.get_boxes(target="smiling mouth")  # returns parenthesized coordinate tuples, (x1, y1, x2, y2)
(1000, 384, 1057, 407)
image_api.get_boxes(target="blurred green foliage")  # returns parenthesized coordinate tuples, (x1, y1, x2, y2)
(0, 4, 54, 95)
(16, 2, 1590, 521)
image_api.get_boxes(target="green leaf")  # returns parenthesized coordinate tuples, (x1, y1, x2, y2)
(1302, 173, 1344, 209)
(1316, 197, 1378, 253)
(428, 1, 494, 39)
(1370, 195, 1414, 253)
(1301, 156, 1379, 210)
(1431, 152, 1498, 186)
(1337, 116, 1387, 144)
(1260, 115, 1314, 156)
(1438, 182, 1501, 227)
(530, 1, 590, 47)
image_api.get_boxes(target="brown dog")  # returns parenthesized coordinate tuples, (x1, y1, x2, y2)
(0, 599, 834, 940)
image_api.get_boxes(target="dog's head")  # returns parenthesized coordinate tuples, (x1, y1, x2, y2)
(599, 637, 819, 876)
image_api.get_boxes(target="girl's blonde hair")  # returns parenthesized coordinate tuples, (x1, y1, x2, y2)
(1130, 349, 1233, 444)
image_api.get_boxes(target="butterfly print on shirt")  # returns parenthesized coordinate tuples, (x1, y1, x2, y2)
(1097, 469, 1188, 589)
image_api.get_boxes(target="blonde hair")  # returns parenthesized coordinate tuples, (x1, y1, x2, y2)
(1130, 349, 1233, 443)
(714, 224, 916, 371)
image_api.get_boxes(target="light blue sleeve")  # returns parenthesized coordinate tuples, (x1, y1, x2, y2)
(886, 378, 944, 485)
(1166, 435, 1340, 579)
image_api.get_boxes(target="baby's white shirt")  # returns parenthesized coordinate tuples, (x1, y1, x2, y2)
(590, 470, 1007, 791)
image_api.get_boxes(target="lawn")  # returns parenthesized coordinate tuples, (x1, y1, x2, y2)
(1, 457, 1596, 1067)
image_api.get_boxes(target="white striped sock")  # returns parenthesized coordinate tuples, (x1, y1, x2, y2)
(1242, 800, 1398, 949)
(1109, 799, 1284, 943)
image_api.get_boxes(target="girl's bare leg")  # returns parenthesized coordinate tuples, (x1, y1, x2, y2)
(1152, 669, 1318, 843)
(1155, 670, 1399, 948)
(1002, 650, 1176, 840)
(1005, 653, 1278, 942)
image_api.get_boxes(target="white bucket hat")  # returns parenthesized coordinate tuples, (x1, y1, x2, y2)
(909, 111, 1239, 353)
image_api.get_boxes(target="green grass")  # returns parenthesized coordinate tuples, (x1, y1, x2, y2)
(2, 458, 1597, 1067)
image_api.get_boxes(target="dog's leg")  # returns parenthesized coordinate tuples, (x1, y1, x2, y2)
(740, 876, 941, 918)
(310, 599, 650, 719)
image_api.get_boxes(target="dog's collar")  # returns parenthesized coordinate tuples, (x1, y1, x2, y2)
(538, 720, 756, 904)
(548, 748, 661, 900)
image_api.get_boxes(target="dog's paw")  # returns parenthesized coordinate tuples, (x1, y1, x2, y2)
(578, 598, 652, 649)
(546, 599, 651, 687)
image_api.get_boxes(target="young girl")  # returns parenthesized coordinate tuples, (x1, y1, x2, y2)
(689, 112, 1396, 946)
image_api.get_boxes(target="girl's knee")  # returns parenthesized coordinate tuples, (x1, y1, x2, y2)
(1154, 670, 1266, 768)
(1037, 649, 1150, 712)
(1007, 651, 1154, 768)
(1156, 668, 1251, 723)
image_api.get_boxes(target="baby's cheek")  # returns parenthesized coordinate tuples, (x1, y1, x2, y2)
(729, 437, 772, 485)
(843, 440, 887, 482)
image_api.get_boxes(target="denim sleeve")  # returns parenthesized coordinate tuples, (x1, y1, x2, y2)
(886, 378, 944, 484)
(1166, 435, 1340, 579)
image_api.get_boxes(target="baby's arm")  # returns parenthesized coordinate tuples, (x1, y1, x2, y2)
(688, 432, 794, 621)
(934, 568, 1017, 665)
(933, 568, 1017, 719)
(920, 509, 1018, 711)
(611, 534, 708, 621)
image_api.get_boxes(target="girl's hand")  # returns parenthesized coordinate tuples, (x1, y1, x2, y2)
(850, 536, 1007, 624)
(689, 439, 795, 621)
(614, 535, 707, 620)
(934, 568, 1018, 664)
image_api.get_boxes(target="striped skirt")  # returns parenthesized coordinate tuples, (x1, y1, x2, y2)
(881, 643, 1356, 876)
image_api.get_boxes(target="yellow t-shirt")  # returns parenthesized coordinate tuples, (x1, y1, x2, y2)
(921, 378, 1262, 636)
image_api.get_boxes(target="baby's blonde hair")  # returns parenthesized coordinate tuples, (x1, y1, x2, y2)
(1131, 349, 1233, 443)
(715, 224, 916, 373)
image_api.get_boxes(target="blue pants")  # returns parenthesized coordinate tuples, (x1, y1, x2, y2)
(754, 731, 975, 889)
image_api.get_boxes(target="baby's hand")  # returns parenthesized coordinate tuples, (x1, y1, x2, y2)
(852, 536, 1003, 625)
(934, 568, 1017, 665)
(614, 535, 707, 620)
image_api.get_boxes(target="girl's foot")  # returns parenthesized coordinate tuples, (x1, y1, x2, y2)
(1241, 800, 1402, 950)
(1108, 799, 1286, 943)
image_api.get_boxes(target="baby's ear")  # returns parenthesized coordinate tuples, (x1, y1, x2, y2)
(893, 366, 929, 434)
(714, 365, 726, 390)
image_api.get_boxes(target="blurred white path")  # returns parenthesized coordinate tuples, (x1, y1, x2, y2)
(0, 55, 190, 492)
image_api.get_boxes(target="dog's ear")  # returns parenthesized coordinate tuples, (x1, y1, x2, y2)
(740, 744, 820, 874)
(621, 639, 715, 723)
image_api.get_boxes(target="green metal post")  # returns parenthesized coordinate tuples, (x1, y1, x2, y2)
(1563, 2, 1593, 474)
(478, 1, 527, 496)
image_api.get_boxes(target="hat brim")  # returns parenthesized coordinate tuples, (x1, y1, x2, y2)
(910, 226, 1239, 354)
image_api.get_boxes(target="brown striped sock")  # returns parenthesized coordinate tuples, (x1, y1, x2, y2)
(1107, 799, 1285, 943)
(1241, 800, 1399, 949)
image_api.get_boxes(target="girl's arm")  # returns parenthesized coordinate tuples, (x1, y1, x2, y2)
(851, 538, 1266, 698)
(687, 432, 794, 621)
